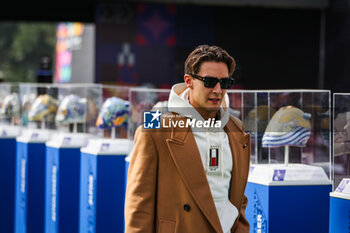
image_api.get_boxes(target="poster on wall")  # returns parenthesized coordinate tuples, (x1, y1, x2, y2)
(95, 3, 183, 88)
(55, 22, 95, 83)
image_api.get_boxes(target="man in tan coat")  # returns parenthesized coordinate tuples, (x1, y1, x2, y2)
(125, 45, 251, 233)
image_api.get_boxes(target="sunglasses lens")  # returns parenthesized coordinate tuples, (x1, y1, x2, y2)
(220, 79, 234, 89)
(200, 76, 235, 89)
(204, 78, 219, 88)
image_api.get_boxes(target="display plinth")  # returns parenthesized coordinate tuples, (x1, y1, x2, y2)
(245, 164, 332, 233)
(44, 132, 93, 233)
(14, 129, 51, 233)
(0, 125, 21, 233)
(79, 138, 132, 233)
(329, 178, 350, 233)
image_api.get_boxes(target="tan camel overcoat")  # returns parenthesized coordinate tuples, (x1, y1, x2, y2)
(125, 114, 251, 233)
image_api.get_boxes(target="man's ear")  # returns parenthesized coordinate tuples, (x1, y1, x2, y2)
(184, 74, 193, 88)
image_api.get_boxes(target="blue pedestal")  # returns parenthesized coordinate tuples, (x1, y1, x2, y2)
(44, 133, 91, 233)
(0, 137, 18, 233)
(14, 141, 47, 233)
(329, 179, 350, 233)
(245, 182, 332, 233)
(245, 164, 332, 233)
(329, 196, 350, 233)
(79, 139, 131, 233)
(44, 147, 81, 233)
(14, 129, 51, 233)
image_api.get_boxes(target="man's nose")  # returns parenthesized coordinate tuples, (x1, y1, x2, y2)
(212, 82, 222, 93)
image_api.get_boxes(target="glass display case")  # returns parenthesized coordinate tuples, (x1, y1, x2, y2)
(329, 93, 350, 233)
(40, 83, 103, 148)
(333, 93, 350, 189)
(0, 82, 20, 124)
(19, 82, 59, 130)
(243, 89, 332, 181)
(0, 82, 21, 135)
(243, 89, 331, 233)
(95, 84, 130, 139)
(55, 83, 102, 134)
(128, 87, 171, 140)
(227, 89, 331, 176)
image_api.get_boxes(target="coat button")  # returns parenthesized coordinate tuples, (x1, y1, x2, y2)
(243, 143, 247, 149)
(183, 204, 191, 212)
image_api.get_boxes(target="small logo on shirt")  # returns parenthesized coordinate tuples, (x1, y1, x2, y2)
(143, 110, 161, 129)
(208, 145, 219, 171)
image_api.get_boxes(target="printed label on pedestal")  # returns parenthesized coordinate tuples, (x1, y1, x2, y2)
(51, 165, 57, 222)
(86, 160, 96, 233)
(100, 143, 110, 152)
(272, 169, 286, 181)
(335, 179, 350, 194)
(1, 129, 7, 136)
(253, 190, 267, 233)
(62, 137, 71, 146)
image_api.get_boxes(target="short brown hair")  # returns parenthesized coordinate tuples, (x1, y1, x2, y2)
(184, 45, 236, 76)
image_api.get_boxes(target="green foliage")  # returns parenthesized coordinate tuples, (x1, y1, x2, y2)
(0, 22, 56, 82)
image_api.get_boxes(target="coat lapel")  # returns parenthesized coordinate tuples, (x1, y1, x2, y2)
(225, 119, 251, 210)
(166, 121, 223, 233)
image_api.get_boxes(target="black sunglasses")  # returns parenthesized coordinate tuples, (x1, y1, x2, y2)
(188, 73, 235, 89)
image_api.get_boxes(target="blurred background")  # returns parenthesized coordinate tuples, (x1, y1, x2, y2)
(0, 0, 347, 91)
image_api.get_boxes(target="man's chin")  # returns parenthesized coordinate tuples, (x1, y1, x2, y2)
(206, 105, 220, 113)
